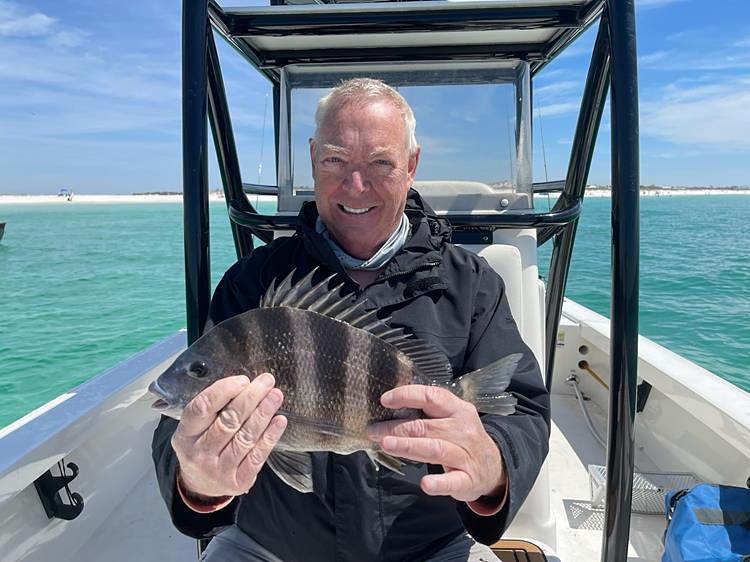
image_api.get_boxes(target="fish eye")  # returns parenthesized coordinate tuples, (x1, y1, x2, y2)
(188, 360, 208, 378)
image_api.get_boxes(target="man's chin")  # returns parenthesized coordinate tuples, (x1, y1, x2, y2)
(332, 229, 383, 259)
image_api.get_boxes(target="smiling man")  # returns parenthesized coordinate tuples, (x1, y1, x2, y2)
(152, 78, 550, 562)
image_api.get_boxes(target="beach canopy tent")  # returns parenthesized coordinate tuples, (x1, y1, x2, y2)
(183, 0, 640, 560)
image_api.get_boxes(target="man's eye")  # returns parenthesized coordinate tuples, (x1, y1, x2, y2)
(374, 159, 393, 166)
(323, 156, 343, 164)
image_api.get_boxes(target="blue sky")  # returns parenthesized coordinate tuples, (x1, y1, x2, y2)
(0, 0, 748, 194)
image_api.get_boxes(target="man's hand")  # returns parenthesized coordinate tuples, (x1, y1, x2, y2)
(170, 373, 287, 500)
(367, 385, 507, 505)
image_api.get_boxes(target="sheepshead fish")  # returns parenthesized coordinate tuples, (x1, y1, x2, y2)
(149, 269, 520, 493)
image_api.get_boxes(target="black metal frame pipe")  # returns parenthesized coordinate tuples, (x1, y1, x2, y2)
(182, 0, 211, 346)
(228, 200, 582, 232)
(542, 15, 611, 390)
(206, 30, 271, 256)
(601, 0, 640, 559)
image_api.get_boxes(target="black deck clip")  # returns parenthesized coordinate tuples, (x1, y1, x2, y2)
(636, 380, 653, 413)
(33, 460, 84, 520)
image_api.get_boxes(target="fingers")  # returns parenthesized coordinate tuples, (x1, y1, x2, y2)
(381, 385, 464, 418)
(379, 435, 465, 467)
(219, 386, 284, 465)
(421, 471, 474, 499)
(236, 415, 288, 486)
(178, 375, 251, 437)
(368, 417, 455, 442)
(197, 373, 277, 451)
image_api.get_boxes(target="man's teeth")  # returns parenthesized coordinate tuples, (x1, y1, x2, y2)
(341, 205, 372, 215)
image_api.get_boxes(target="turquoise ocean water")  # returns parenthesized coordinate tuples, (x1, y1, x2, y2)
(1, 196, 748, 428)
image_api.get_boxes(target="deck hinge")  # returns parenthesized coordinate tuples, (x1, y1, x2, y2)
(33, 460, 84, 520)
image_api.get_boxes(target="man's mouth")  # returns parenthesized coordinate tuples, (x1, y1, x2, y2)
(339, 203, 374, 215)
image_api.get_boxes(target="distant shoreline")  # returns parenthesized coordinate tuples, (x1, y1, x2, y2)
(584, 188, 750, 198)
(1, 189, 749, 205)
(0, 193, 276, 205)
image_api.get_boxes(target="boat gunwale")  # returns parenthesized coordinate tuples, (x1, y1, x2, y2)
(0, 331, 186, 503)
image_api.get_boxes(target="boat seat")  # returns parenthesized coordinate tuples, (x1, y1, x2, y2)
(460, 242, 556, 549)
(491, 539, 549, 562)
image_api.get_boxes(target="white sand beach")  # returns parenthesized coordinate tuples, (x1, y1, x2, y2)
(584, 188, 750, 197)
(0, 193, 277, 204)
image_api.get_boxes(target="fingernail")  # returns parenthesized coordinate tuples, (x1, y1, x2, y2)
(268, 389, 283, 406)
(381, 391, 393, 407)
(382, 436, 398, 450)
(258, 373, 275, 388)
(238, 376, 251, 386)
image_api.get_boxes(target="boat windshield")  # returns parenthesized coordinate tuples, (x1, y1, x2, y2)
(276, 62, 532, 213)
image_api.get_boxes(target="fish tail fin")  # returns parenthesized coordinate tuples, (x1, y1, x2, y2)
(452, 353, 522, 415)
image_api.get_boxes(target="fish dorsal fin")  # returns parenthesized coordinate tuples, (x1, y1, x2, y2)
(261, 268, 454, 382)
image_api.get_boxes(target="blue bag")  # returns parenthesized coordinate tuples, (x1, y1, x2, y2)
(662, 483, 750, 562)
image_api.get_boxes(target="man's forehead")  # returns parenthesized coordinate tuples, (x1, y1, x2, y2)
(322, 97, 401, 126)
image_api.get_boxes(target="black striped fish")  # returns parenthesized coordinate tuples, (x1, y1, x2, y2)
(149, 269, 520, 493)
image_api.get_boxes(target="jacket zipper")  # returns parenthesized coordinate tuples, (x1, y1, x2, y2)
(376, 260, 441, 284)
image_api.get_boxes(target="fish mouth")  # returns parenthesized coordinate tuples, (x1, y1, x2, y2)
(151, 398, 170, 410)
(148, 380, 173, 411)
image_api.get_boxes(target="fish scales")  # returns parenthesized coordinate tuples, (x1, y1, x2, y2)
(225, 307, 420, 453)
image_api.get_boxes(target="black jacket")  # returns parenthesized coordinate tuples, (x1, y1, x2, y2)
(152, 190, 550, 562)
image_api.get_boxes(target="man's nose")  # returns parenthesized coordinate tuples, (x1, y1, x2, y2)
(343, 169, 368, 193)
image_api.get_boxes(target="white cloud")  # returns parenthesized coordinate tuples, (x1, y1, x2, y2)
(0, 2, 54, 37)
(636, 0, 685, 8)
(734, 36, 750, 48)
(638, 50, 673, 66)
(537, 102, 581, 118)
(640, 77, 750, 149)
(417, 135, 459, 156)
(535, 80, 579, 98)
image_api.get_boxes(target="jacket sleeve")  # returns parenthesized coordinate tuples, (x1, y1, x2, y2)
(456, 263, 551, 544)
(150, 264, 251, 539)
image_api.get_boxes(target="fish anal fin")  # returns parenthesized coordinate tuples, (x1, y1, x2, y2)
(367, 450, 406, 475)
(267, 450, 314, 494)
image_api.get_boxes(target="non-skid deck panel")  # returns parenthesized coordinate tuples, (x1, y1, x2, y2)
(492, 539, 548, 561)
(548, 393, 667, 561)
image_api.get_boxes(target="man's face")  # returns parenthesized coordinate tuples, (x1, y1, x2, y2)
(310, 98, 419, 260)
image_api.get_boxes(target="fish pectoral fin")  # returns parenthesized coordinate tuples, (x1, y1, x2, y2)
(367, 451, 406, 475)
(266, 451, 314, 494)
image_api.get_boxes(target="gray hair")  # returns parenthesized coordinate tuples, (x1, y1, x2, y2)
(313, 78, 418, 156)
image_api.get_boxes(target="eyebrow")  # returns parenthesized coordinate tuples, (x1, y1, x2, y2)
(318, 144, 398, 159)
(367, 148, 397, 159)
(320, 144, 350, 155)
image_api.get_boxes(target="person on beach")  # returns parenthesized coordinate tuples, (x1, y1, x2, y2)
(152, 78, 550, 562)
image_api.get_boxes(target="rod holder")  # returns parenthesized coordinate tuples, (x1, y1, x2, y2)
(33, 462, 84, 520)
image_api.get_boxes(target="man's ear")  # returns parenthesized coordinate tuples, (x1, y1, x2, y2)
(309, 138, 317, 177)
(407, 146, 420, 183)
